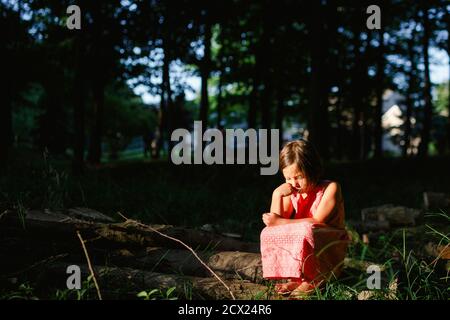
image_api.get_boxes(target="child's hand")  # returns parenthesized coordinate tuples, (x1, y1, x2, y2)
(262, 212, 280, 227)
(274, 183, 296, 197)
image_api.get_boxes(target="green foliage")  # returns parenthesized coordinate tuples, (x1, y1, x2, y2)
(54, 275, 95, 300)
(99, 85, 157, 159)
(434, 82, 449, 114)
(391, 229, 447, 300)
(12, 84, 46, 146)
(137, 287, 178, 300)
(1, 283, 38, 300)
(103, 87, 157, 139)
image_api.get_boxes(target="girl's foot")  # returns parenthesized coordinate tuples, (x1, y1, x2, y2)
(288, 280, 320, 299)
(274, 280, 302, 295)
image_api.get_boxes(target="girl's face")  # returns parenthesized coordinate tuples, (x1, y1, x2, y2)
(282, 163, 308, 193)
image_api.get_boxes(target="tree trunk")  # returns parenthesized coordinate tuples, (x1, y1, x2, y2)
(248, 45, 261, 129)
(247, 18, 262, 130)
(374, 31, 385, 159)
(217, 69, 223, 128)
(360, 29, 373, 161)
(276, 87, 284, 147)
(199, 21, 211, 128)
(447, 10, 450, 154)
(419, 3, 433, 157)
(335, 92, 344, 160)
(350, 29, 364, 161)
(163, 40, 174, 154)
(39, 263, 268, 300)
(40, 73, 66, 155)
(87, 78, 105, 165)
(152, 107, 164, 159)
(247, 78, 259, 129)
(72, 32, 86, 175)
(153, 37, 173, 159)
(1, 207, 364, 299)
(87, 2, 106, 165)
(0, 82, 13, 170)
(260, 3, 273, 131)
(116, 249, 264, 282)
(403, 35, 416, 157)
(308, 1, 330, 159)
(1, 209, 260, 254)
(260, 74, 273, 131)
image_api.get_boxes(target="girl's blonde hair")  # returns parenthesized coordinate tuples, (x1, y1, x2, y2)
(279, 139, 323, 190)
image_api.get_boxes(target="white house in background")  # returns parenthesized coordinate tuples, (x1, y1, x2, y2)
(381, 89, 420, 156)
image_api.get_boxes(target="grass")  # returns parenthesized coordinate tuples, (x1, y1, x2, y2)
(1, 147, 449, 299)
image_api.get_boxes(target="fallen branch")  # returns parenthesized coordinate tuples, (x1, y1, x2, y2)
(117, 212, 236, 300)
(40, 263, 267, 300)
(76, 231, 102, 300)
(1, 209, 259, 252)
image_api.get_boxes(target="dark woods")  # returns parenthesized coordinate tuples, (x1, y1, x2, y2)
(1, 0, 449, 172)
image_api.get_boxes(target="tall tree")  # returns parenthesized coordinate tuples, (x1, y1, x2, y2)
(72, 28, 87, 174)
(87, 1, 107, 165)
(259, 0, 275, 130)
(85, 1, 125, 165)
(419, 1, 433, 157)
(307, 0, 330, 159)
(374, 30, 385, 158)
(199, 12, 212, 128)
(0, 4, 32, 169)
(403, 23, 419, 157)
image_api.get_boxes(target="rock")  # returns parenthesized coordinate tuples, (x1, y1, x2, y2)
(347, 219, 390, 233)
(343, 258, 385, 272)
(361, 204, 394, 221)
(200, 224, 216, 232)
(66, 207, 115, 223)
(361, 205, 421, 227)
(423, 192, 450, 210)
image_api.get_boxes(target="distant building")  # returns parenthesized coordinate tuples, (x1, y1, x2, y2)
(382, 89, 420, 156)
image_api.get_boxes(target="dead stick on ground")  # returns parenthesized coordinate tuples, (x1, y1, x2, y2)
(8, 253, 69, 277)
(117, 212, 236, 300)
(76, 230, 103, 300)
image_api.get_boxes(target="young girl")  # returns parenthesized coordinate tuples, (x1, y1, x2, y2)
(260, 139, 349, 296)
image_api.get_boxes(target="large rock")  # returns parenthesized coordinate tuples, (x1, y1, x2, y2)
(423, 192, 450, 211)
(361, 204, 421, 227)
(347, 219, 390, 233)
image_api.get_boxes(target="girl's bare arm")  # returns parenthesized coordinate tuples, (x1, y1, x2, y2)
(264, 182, 342, 227)
(270, 191, 293, 218)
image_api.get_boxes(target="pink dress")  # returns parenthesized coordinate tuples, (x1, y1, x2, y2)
(260, 180, 349, 282)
